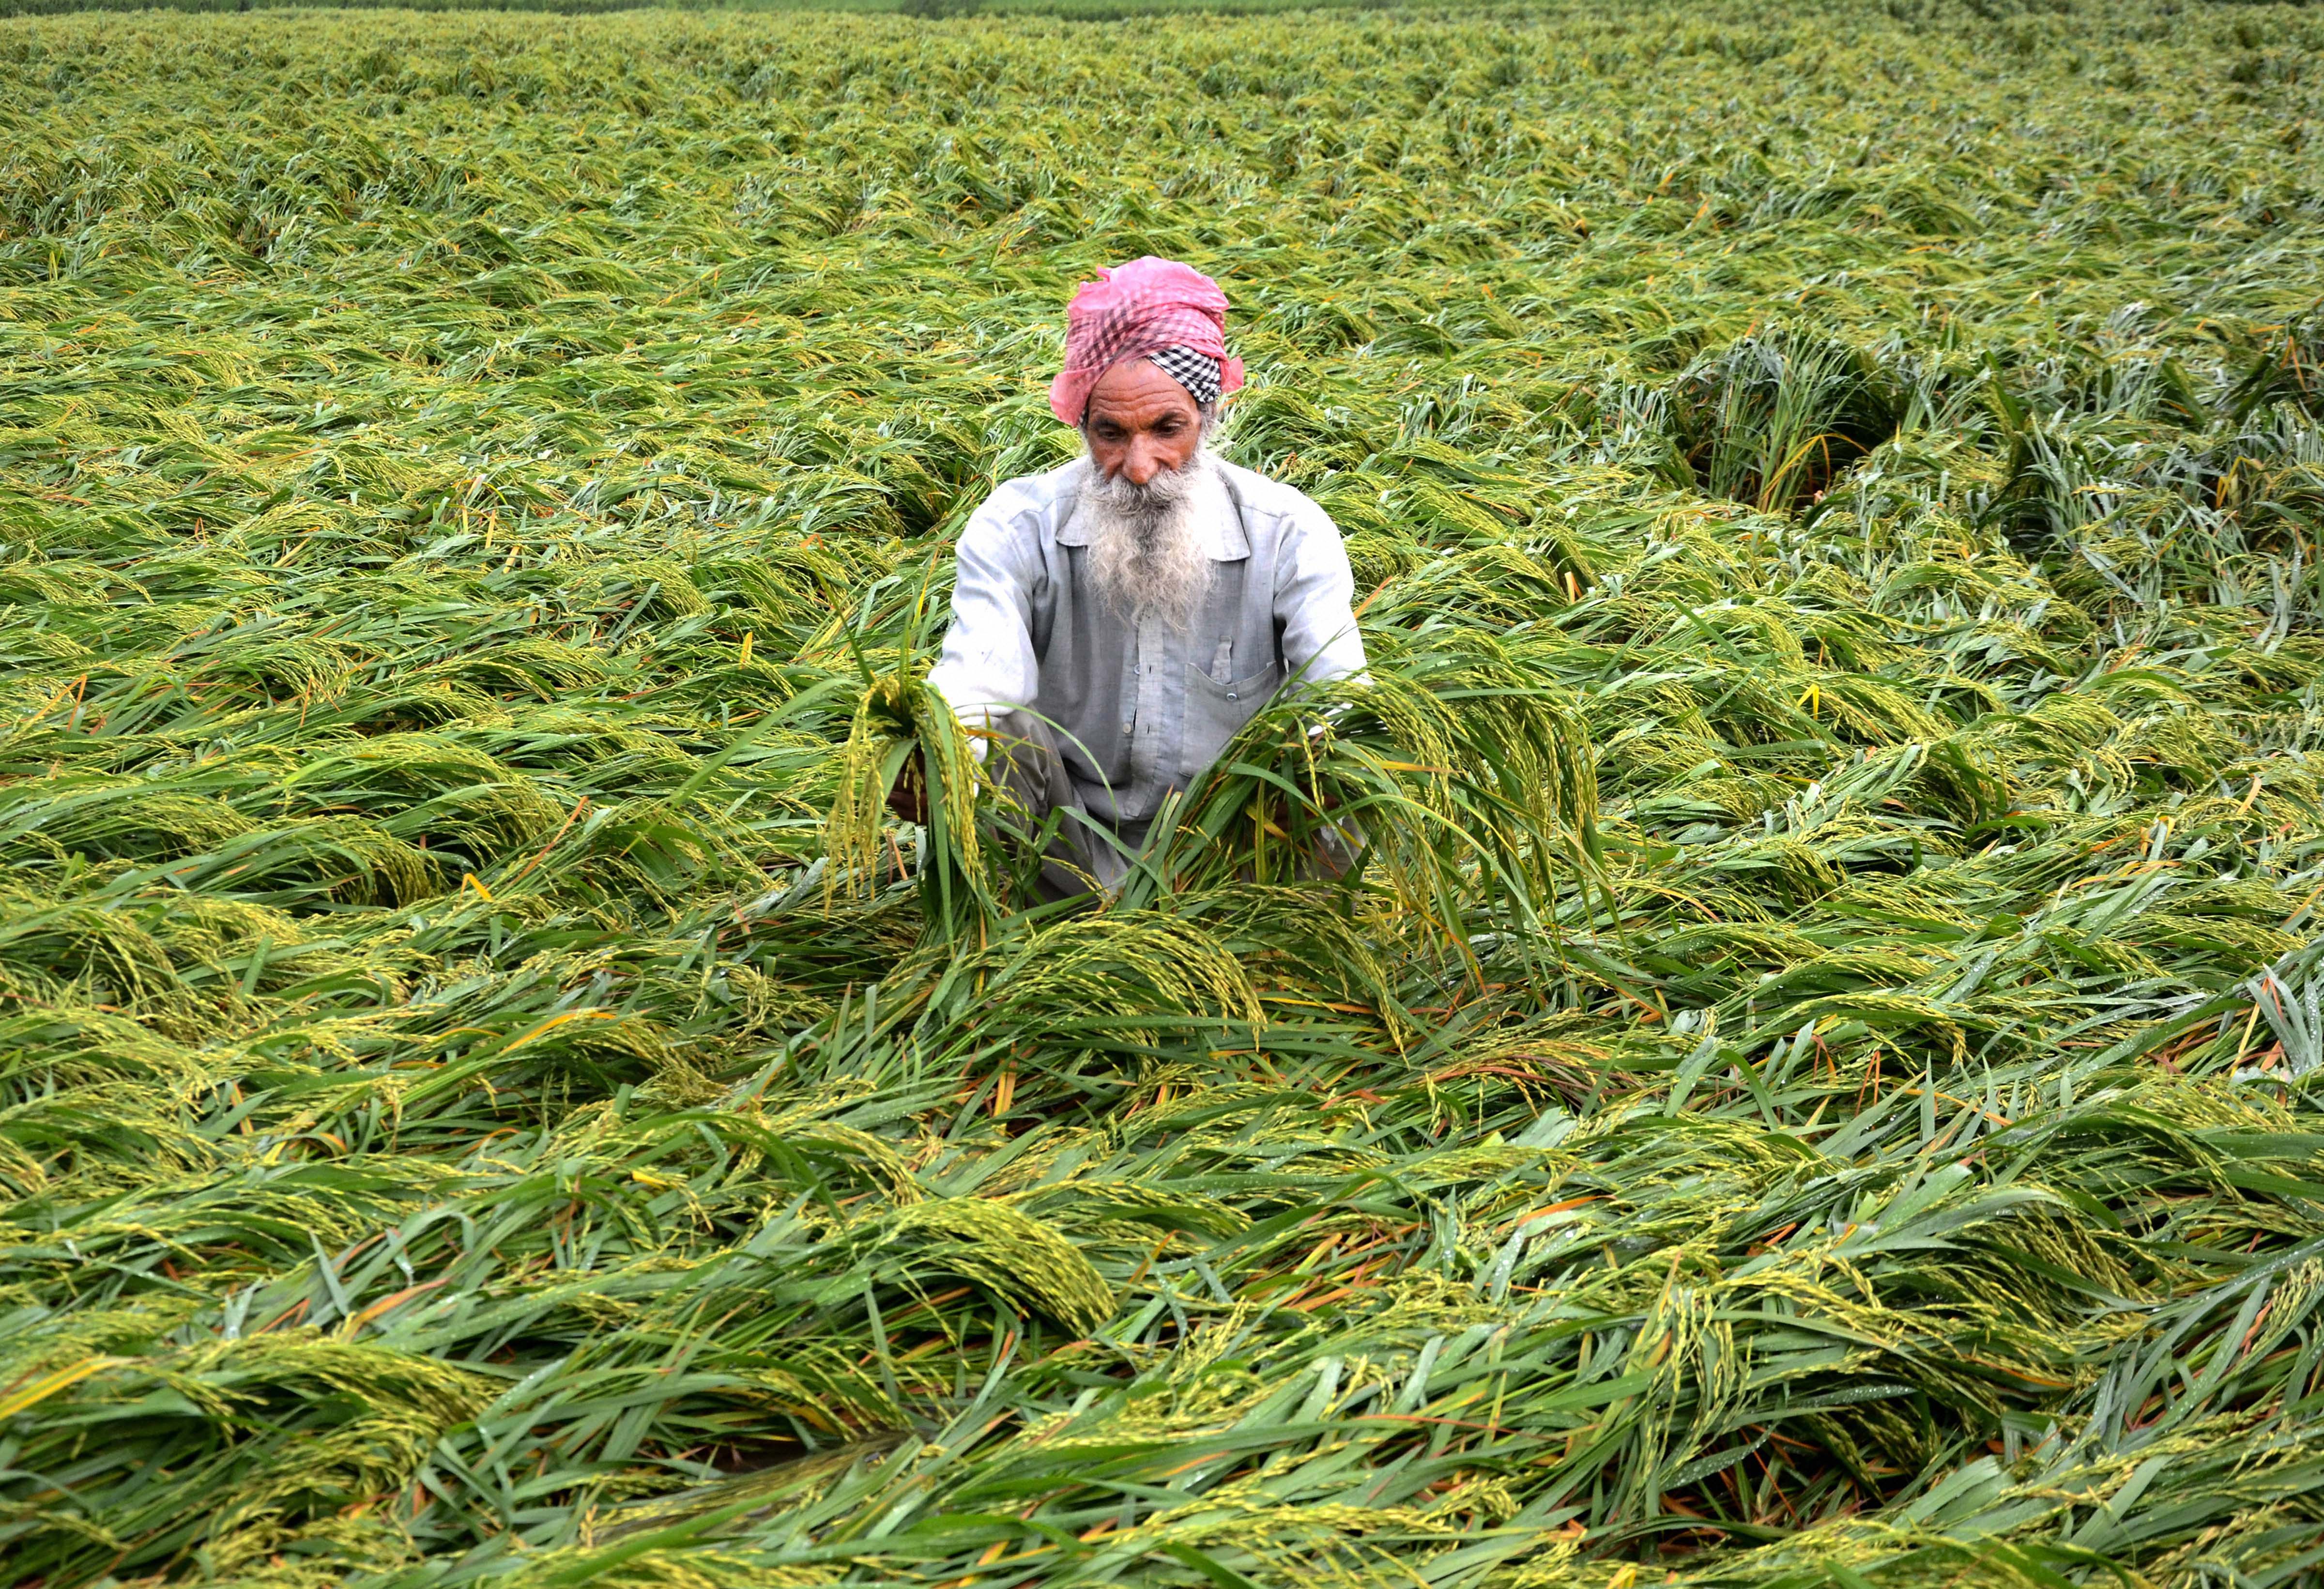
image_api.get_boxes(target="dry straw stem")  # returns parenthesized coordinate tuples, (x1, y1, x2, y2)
(2, 0, 2324, 1587)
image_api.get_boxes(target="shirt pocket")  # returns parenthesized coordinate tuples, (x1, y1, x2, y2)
(1182, 657, 1285, 782)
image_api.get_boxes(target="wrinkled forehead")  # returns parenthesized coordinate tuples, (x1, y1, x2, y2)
(1083, 359, 1202, 428)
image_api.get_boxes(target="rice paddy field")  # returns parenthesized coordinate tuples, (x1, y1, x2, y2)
(5, 0, 2324, 1584)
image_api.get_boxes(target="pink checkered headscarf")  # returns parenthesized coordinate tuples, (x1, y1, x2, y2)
(1047, 257, 1246, 427)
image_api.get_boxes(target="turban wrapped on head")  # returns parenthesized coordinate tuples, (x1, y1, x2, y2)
(1048, 257, 1246, 427)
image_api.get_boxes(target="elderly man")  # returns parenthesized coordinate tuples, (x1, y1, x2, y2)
(918, 257, 1366, 895)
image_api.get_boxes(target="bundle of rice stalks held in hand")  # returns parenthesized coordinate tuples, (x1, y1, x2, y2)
(824, 654, 1003, 942)
(1131, 640, 1601, 958)
(827, 638, 1599, 974)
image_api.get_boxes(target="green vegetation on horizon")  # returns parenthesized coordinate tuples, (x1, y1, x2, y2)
(0, 0, 1491, 25)
(3, 1, 2324, 1586)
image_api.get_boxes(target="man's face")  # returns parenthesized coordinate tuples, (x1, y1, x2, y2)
(1083, 359, 1204, 486)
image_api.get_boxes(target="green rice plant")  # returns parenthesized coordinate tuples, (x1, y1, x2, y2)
(1668, 331, 1904, 513)
(1, 1, 2323, 1586)
(823, 657, 1004, 943)
(1127, 639, 1601, 981)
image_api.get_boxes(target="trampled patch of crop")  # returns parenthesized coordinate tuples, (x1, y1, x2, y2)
(2, 1, 2322, 1585)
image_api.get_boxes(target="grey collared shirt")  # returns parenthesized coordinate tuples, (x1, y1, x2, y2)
(929, 454, 1368, 830)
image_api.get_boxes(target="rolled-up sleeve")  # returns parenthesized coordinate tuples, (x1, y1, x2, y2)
(928, 495, 1041, 730)
(1275, 503, 1368, 689)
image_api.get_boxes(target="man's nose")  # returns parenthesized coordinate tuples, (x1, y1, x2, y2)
(1121, 438, 1162, 485)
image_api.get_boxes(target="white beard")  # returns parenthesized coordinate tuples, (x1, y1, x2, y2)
(1084, 449, 1215, 630)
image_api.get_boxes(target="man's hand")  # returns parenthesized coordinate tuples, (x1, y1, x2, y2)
(887, 757, 928, 827)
